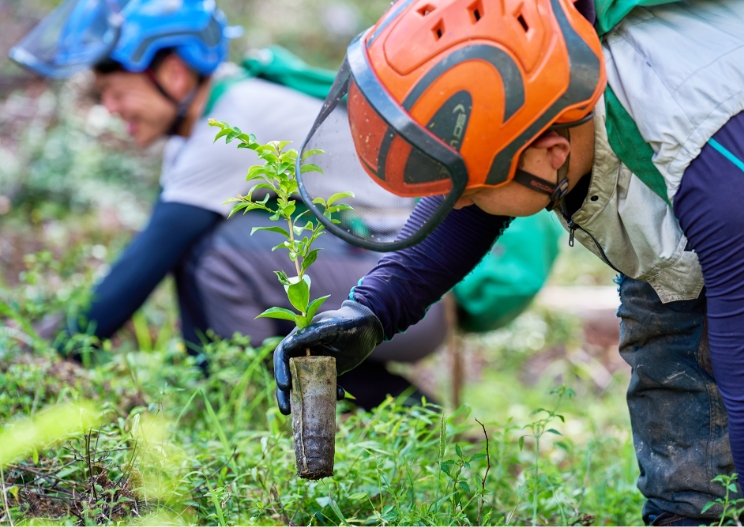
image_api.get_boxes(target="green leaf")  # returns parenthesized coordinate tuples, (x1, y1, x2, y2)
(246, 165, 271, 181)
(227, 202, 253, 218)
(271, 241, 291, 252)
(228, 201, 270, 219)
(213, 127, 231, 143)
(56, 466, 79, 478)
(293, 221, 313, 236)
(240, 132, 257, 144)
(455, 444, 463, 458)
(300, 163, 324, 174)
(255, 307, 297, 322)
(458, 481, 471, 493)
(287, 279, 310, 313)
(259, 152, 280, 165)
(348, 492, 367, 502)
(440, 460, 454, 476)
(306, 295, 330, 320)
(250, 226, 290, 238)
(274, 270, 290, 286)
(518, 436, 525, 451)
(327, 203, 354, 214)
(294, 209, 311, 223)
(301, 148, 324, 161)
(280, 201, 296, 217)
(546, 428, 562, 436)
(701, 502, 715, 514)
(328, 497, 346, 524)
(255, 144, 278, 155)
(301, 248, 321, 274)
(327, 191, 355, 206)
(246, 183, 275, 197)
(295, 315, 309, 329)
(275, 140, 293, 152)
(277, 162, 293, 175)
(470, 453, 487, 461)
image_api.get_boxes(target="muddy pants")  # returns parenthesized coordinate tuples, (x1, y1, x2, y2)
(177, 211, 449, 407)
(618, 275, 739, 524)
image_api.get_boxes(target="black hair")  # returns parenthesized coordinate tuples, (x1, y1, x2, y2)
(93, 47, 175, 74)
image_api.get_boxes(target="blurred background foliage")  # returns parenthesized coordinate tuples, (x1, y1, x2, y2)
(0, 0, 396, 287)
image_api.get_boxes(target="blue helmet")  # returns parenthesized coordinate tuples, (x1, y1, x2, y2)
(9, 0, 241, 78)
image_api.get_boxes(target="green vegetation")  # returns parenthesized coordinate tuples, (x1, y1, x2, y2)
(0, 241, 646, 525)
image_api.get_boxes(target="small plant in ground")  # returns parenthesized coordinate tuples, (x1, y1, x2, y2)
(703, 473, 744, 525)
(209, 119, 357, 479)
(519, 384, 575, 526)
(209, 118, 354, 332)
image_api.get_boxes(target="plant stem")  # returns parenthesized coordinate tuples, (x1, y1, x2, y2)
(475, 418, 491, 526)
(0, 465, 13, 527)
(285, 215, 302, 278)
(533, 428, 539, 526)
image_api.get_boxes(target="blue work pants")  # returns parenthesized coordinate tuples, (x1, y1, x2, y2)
(618, 276, 738, 524)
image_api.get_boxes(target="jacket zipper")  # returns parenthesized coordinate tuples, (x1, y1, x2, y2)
(565, 218, 623, 275)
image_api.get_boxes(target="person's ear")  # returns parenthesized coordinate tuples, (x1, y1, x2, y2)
(530, 131, 571, 170)
(155, 54, 194, 99)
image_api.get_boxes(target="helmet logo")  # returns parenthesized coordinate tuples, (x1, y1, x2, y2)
(451, 103, 468, 149)
(422, 90, 472, 152)
(401, 90, 472, 185)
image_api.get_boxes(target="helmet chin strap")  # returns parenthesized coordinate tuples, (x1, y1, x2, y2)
(144, 69, 205, 136)
(512, 129, 571, 212)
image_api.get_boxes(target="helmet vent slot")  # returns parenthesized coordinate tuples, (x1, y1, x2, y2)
(432, 20, 445, 40)
(516, 13, 529, 32)
(469, 1, 484, 23)
(417, 4, 435, 16)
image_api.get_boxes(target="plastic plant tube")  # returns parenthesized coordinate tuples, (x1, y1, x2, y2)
(290, 356, 336, 479)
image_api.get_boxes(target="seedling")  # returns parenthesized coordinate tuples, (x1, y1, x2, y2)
(209, 118, 354, 479)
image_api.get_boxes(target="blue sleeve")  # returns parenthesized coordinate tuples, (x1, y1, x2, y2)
(74, 201, 222, 340)
(351, 196, 511, 339)
(674, 111, 744, 475)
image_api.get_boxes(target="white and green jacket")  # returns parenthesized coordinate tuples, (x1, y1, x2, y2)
(556, 0, 744, 303)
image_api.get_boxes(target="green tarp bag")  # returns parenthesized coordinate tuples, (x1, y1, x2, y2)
(454, 211, 564, 333)
(204, 46, 565, 333)
(203, 45, 337, 115)
(595, 0, 682, 37)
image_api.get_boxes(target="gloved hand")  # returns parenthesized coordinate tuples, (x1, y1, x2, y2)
(274, 300, 384, 415)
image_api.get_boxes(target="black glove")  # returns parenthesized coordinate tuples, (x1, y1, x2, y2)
(273, 300, 384, 415)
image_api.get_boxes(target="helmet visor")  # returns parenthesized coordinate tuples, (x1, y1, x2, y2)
(297, 39, 468, 252)
(9, 0, 123, 78)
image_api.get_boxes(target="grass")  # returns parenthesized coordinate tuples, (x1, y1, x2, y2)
(0, 241, 650, 526)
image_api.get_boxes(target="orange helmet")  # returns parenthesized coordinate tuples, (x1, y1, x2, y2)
(297, 0, 605, 251)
